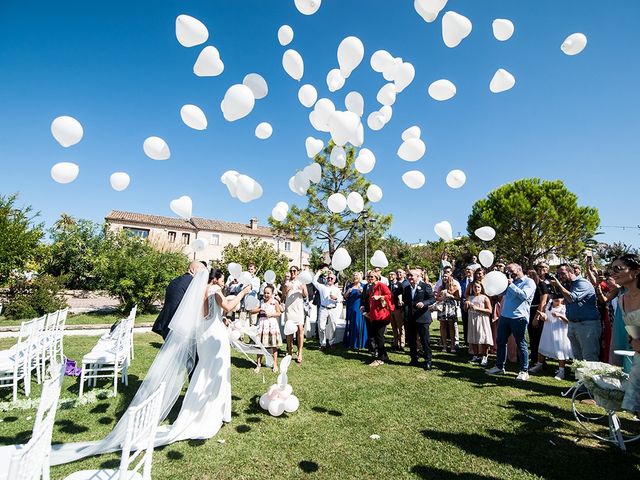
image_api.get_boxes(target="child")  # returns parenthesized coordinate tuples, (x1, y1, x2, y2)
(249, 285, 282, 373)
(436, 275, 460, 353)
(530, 296, 572, 380)
(465, 282, 493, 366)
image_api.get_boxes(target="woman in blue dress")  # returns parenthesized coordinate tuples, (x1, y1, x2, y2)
(344, 272, 368, 349)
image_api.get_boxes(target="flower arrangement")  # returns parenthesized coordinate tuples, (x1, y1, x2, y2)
(573, 361, 629, 411)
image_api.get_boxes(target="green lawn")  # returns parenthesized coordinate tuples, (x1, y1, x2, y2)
(0, 331, 638, 480)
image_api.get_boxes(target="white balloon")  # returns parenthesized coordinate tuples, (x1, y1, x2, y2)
(379, 105, 393, 123)
(192, 237, 209, 253)
(351, 122, 364, 147)
(331, 247, 352, 271)
(236, 174, 262, 203)
(367, 184, 383, 202)
(298, 84, 318, 108)
(277, 25, 294, 46)
(259, 394, 271, 410)
(337, 36, 364, 78)
(284, 394, 300, 413)
(305, 137, 324, 158)
(289, 176, 306, 196)
(345, 91, 364, 117)
(355, 148, 375, 174)
(228, 262, 242, 278)
(446, 169, 466, 189)
(428, 79, 457, 101)
(109, 172, 130, 191)
(442, 11, 473, 48)
(175, 14, 208, 47)
(170, 195, 192, 220)
(401, 126, 421, 141)
(414, 0, 448, 23)
(293, 170, 310, 193)
(277, 383, 293, 400)
(51, 162, 79, 184)
(434, 220, 453, 242)
(51, 116, 84, 148)
(193, 46, 224, 76)
(366, 111, 386, 131)
(277, 371, 288, 387)
(489, 68, 516, 93)
(482, 271, 508, 296)
(264, 270, 276, 284)
(255, 122, 273, 139)
(326, 68, 345, 92)
(479, 250, 494, 268)
(304, 162, 322, 183)
(329, 145, 347, 168)
(402, 170, 425, 189)
(284, 320, 297, 336)
(282, 49, 304, 81)
(268, 398, 286, 417)
(346, 192, 364, 213)
(377, 83, 397, 106)
(272, 206, 287, 222)
(474, 226, 496, 241)
(221, 170, 239, 185)
(383, 57, 402, 82)
(393, 62, 415, 93)
(370, 250, 389, 268)
(143, 136, 171, 160)
(492, 19, 514, 41)
(294, 0, 321, 15)
(239, 271, 254, 288)
(327, 193, 347, 213)
(180, 104, 208, 130)
(309, 98, 335, 132)
(561, 33, 587, 56)
(397, 138, 426, 162)
(298, 270, 313, 284)
(276, 201, 289, 212)
(221, 84, 255, 121)
(328, 110, 360, 146)
(243, 73, 269, 100)
(370, 50, 395, 73)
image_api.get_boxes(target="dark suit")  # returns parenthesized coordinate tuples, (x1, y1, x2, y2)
(402, 281, 436, 363)
(152, 273, 193, 339)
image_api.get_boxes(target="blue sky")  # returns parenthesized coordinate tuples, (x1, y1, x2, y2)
(1, 0, 638, 248)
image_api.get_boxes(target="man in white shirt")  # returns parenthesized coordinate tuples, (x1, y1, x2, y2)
(246, 263, 261, 324)
(313, 268, 343, 349)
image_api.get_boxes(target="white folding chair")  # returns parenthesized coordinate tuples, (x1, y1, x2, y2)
(0, 333, 33, 402)
(128, 306, 137, 360)
(63, 383, 165, 480)
(39, 311, 59, 380)
(52, 308, 68, 365)
(28, 316, 47, 385)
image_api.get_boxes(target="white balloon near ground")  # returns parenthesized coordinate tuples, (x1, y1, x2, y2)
(193, 46, 224, 77)
(474, 226, 496, 241)
(442, 11, 473, 48)
(51, 116, 83, 147)
(446, 169, 466, 189)
(304, 162, 322, 183)
(337, 36, 364, 78)
(284, 394, 299, 413)
(492, 19, 514, 41)
(331, 247, 352, 271)
(170, 195, 192, 220)
(259, 394, 271, 410)
(370, 250, 389, 268)
(402, 170, 425, 189)
(264, 270, 276, 284)
(490, 69, 516, 93)
(479, 250, 494, 268)
(483, 271, 508, 296)
(294, 0, 321, 15)
(191, 237, 209, 253)
(305, 137, 324, 158)
(329, 145, 347, 168)
(377, 83, 397, 106)
(345, 91, 364, 117)
(327, 193, 347, 213)
(221, 84, 255, 121)
(398, 138, 426, 162)
(282, 49, 304, 81)
(434, 220, 453, 242)
(414, 0, 448, 23)
(370, 50, 395, 73)
(243, 73, 268, 100)
(328, 110, 360, 147)
(355, 148, 375, 174)
(346, 192, 364, 213)
(109, 172, 130, 191)
(401, 126, 421, 141)
(51, 162, 79, 184)
(143, 136, 171, 160)
(561, 33, 588, 56)
(326, 68, 345, 92)
(428, 79, 456, 101)
(277, 25, 294, 46)
(180, 104, 208, 130)
(175, 14, 208, 47)
(367, 184, 383, 202)
(255, 122, 273, 139)
(298, 84, 318, 108)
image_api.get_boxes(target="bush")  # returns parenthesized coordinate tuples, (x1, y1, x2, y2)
(4, 274, 67, 320)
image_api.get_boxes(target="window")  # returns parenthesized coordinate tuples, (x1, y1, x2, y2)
(284, 241, 292, 252)
(211, 234, 220, 246)
(167, 231, 176, 243)
(181, 233, 190, 245)
(123, 227, 149, 239)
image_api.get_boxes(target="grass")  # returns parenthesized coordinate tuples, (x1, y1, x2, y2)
(0, 328, 639, 480)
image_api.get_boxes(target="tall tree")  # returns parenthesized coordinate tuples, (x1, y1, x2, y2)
(467, 179, 600, 268)
(269, 142, 392, 258)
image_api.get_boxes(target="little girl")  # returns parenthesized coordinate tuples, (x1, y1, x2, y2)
(436, 275, 460, 353)
(249, 285, 282, 373)
(465, 282, 493, 366)
(530, 296, 573, 380)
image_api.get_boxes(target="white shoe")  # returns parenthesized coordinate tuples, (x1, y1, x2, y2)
(554, 369, 565, 380)
(529, 363, 544, 374)
(486, 366, 505, 375)
(516, 371, 530, 381)
(480, 356, 488, 367)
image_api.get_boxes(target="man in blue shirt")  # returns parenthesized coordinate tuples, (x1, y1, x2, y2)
(487, 263, 537, 380)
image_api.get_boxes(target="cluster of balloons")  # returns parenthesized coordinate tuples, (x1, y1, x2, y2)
(170, 195, 193, 220)
(176, 15, 223, 77)
(259, 356, 300, 416)
(221, 170, 263, 203)
(271, 201, 289, 222)
(327, 191, 364, 214)
(289, 162, 321, 196)
(50, 116, 83, 185)
(370, 249, 389, 268)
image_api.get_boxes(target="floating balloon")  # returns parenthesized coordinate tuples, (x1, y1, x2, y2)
(331, 247, 352, 271)
(298, 84, 318, 108)
(474, 226, 496, 241)
(180, 104, 208, 130)
(243, 73, 268, 100)
(293, 170, 310, 194)
(277, 25, 294, 46)
(236, 174, 263, 203)
(228, 262, 242, 278)
(221, 170, 240, 198)
(284, 394, 299, 413)
(370, 250, 389, 268)
(397, 138, 426, 162)
(366, 111, 386, 131)
(401, 126, 421, 141)
(51, 116, 83, 147)
(328, 110, 360, 146)
(289, 176, 305, 196)
(367, 184, 383, 202)
(346, 192, 364, 213)
(192, 237, 209, 253)
(383, 57, 402, 82)
(326, 69, 345, 92)
(298, 270, 313, 284)
(294, 0, 321, 15)
(272, 205, 287, 222)
(561, 33, 587, 56)
(221, 84, 255, 121)
(490, 68, 516, 93)
(51, 162, 79, 184)
(370, 50, 395, 73)
(284, 320, 297, 336)
(255, 122, 273, 139)
(428, 79, 457, 101)
(393, 62, 415, 93)
(282, 49, 304, 81)
(109, 172, 130, 191)
(377, 83, 397, 106)
(355, 148, 375, 174)
(329, 145, 347, 168)
(482, 271, 508, 296)
(193, 46, 224, 76)
(170, 195, 192, 220)
(352, 122, 364, 147)
(434, 220, 453, 242)
(327, 193, 347, 213)
(479, 250, 494, 268)
(143, 136, 171, 160)
(309, 98, 335, 132)
(379, 105, 393, 123)
(414, 0, 448, 23)
(402, 170, 425, 189)
(492, 19, 514, 41)
(305, 137, 324, 158)
(264, 270, 276, 284)
(345, 91, 364, 117)
(304, 162, 322, 183)
(337, 36, 364, 78)
(244, 294, 259, 311)
(442, 11, 472, 48)
(175, 14, 208, 47)
(446, 169, 466, 189)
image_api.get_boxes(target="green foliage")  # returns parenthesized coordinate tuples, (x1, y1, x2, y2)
(594, 241, 639, 266)
(0, 193, 44, 285)
(269, 142, 392, 257)
(308, 246, 326, 270)
(3, 274, 67, 320)
(467, 179, 600, 268)
(221, 238, 290, 282)
(93, 231, 187, 313)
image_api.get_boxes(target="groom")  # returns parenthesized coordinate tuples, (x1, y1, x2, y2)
(153, 261, 206, 339)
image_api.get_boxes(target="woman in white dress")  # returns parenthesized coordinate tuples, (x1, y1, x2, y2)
(282, 266, 308, 364)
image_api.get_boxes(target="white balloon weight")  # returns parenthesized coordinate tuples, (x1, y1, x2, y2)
(414, 0, 448, 23)
(401, 126, 421, 141)
(193, 46, 224, 77)
(355, 148, 375, 174)
(492, 19, 514, 41)
(479, 250, 494, 268)
(428, 79, 456, 101)
(259, 394, 271, 410)
(304, 162, 322, 183)
(377, 83, 397, 106)
(327, 192, 347, 213)
(490, 69, 516, 93)
(328, 111, 360, 147)
(228, 262, 242, 279)
(109, 172, 130, 191)
(284, 394, 300, 413)
(370, 250, 389, 268)
(264, 270, 276, 284)
(51, 116, 83, 148)
(243, 73, 269, 100)
(326, 69, 345, 92)
(398, 138, 426, 162)
(268, 398, 286, 417)
(367, 184, 383, 202)
(446, 169, 466, 189)
(282, 49, 304, 81)
(191, 237, 209, 253)
(434, 220, 453, 242)
(255, 122, 273, 139)
(277, 25, 294, 46)
(331, 247, 352, 271)
(298, 270, 313, 284)
(284, 320, 297, 336)
(175, 14, 208, 47)
(337, 36, 364, 78)
(221, 84, 255, 121)
(143, 136, 171, 160)
(170, 195, 192, 220)
(298, 84, 318, 108)
(370, 50, 395, 73)
(294, 0, 321, 15)
(51, 162, 79, 184)
(483, 271, 508, 296)
(561, 33, 587, 56)
(474, 226, 496, 241)
(345, 91, 364, 117)
(305, 137, 324, 158)
(402, 170, 425, 189)
(442, 11, 473, 48)
(346, 192, 364, 213)
(329, 145, 347, 168)
(180, 104, 208, 130)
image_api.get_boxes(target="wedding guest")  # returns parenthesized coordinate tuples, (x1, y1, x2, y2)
(589, 264, 612, 362)
(466, 281, 493, 366)
(249, 285, 282, 373)
(245, 263, 261, 325)
(367, 271, 394, 366)
(527, 269, 545, 367)
(467, 255, 481, 271)
(435, 265, 462, 349)
(436, 274, 460, 353)
(403, 269, 436, 369)
(313, 268, 343, 349)
(373, 266, 389, 286)
(460, 267, 474, 348)
(344, 272, 367, 349)
(529, 296, 572, 380)
(282, 265, 308, 363)
(388, 271, 405, 351)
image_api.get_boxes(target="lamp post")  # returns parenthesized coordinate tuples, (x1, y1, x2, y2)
(360, 211, 375, 278)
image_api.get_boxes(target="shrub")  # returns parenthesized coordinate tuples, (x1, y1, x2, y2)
(4, 274, 67, 320)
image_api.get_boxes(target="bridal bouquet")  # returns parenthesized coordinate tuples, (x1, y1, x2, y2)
(573, 361, 629, 411)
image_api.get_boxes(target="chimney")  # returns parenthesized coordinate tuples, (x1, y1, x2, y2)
(249, 217, 258, 230)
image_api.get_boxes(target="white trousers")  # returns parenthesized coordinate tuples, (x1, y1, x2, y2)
(318, 306, 340, 346)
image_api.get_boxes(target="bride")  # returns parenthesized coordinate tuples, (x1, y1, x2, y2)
(52, 267, 267, 464)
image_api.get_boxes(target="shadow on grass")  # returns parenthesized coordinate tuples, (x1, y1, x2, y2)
(56, 419, 89, 434)
(3, 416, 18, 423)
(231, 356, 258, 370)
(99, 459, 120, 469)
(187, 439, 206, 447)
(0, 430, 31, 444)
(98, 416, 114, 425)
(298, 460, 319, 473)
(411, 465, 500, 480)
(236, 424, 251, 433)
(90, 403, 110, 414)
(166, 450, 184, 460)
